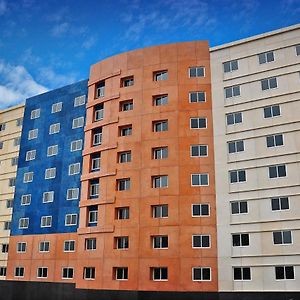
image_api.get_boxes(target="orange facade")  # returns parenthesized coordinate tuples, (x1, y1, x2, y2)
(78, 42, 218, 291)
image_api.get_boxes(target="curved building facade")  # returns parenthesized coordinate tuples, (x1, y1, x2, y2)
(77, 41, 218, 291)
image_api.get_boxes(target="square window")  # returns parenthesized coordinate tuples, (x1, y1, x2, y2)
(152, 205, 168, 218)
(192, 267, 211, 281)
(118, 151, 131, 163)
(49, 123, 60, 134)
(94, 104, 104, 121)
(119, 125, 132, 136)
(15, 267, 25, 277)
(62, 267, 74, 279)
(96, 81, 105, 98)
(223, 60, 238, 73)
(28, 129, 38, 140)
(273, 231, 292, 244)
(64, 240, 75, 252)
(19, 218, 29, 229)
(231, 201, 248, 214)
(17, 242, 26, 253)
(70, 140, 82, 152)
(154, 70, 168, 81)
(152, 267, 168, 281)
(66, 188, 79, 200)
(192, 204, 210, 216)
(189, 91, 206, 103)
(39, 241, 50, 252)
(6, 199, 13, 208)
(233, 267, 251, 280)
(91, 153, 101, 171)
(4, 221, 11, 230)
(261, 77, 278, 90)
(225, 85, 240, 98)
(72, 117, 84, 129)
(192, 235, 210, 248)
(26, 150, 36, 161)
(271, 197, 289, 211)
(41, 216, 52, 227)
(117, 178, 130, 191)
(152, 175, 168, 188)
(84, 267, 95, 280)
(114, 267, 128, 280)
(190, 145, 208, 157)
(43, 191, 54, 203)
(121, 76, 134, 87)
(74, 95, 86, 107)
(116, 207, 130, 220)
(45, 168, 56, 179)
(51, 102, 62, 113)
(153, 94, 168, 106)
(258, 51, 275, 64)
(37, 267, 48, 278)
(189, 66, 205, 77)
(191, 173, 209, 186)
(68, 163, 81, 175)
(153, 120, 168, 132)
(93, 128, 102, 145)
(268, 165, 286, 178)
(47, 145, 58, 157)
(65, 214, 77, 226)
(21, 194, 31, 205)
(266, 134, 283, 148)
(152, 236, 168, 249)
(190, 117, 207, 129)
(23, 172, 33, 183)
(115, 236, 129, 249)
(153, 147, 168, 159)
(232, 233, 249, 247)
(229, 170, 246, 183)
(30, 109, 40, 119)
(85, 238, 97, 250)
(228, 140, 244, 153)
(16, 118, 23, 127)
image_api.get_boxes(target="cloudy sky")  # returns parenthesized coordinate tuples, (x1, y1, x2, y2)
(0, 0, 299, 109)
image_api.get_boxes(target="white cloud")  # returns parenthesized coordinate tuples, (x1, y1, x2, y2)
(50, 22, 70, 37)
(0, 0, 7, 15)
(0, 61, 48, 109)
(37, 67, 76, 87)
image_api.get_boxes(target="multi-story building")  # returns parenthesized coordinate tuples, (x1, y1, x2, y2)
(211, 24, 300, 291)
(0, 104, 24, 279)
(6, 80, 88, 282)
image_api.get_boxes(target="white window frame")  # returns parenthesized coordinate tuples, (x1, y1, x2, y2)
(37, 267, 48, 279)
(190, 145, 208, 157)
(14, 267, 25, 278)
(28, 129, 38, 140)
(16, 242, 27, 253)
(68, 162, 81, 176)
(152, 175, 168, 188)
(192, 267, 211, 281)
(40, 216, 52, 228)
(23, 172, 33, 183)
(43, 191, 54, 203)
(191, 173, 209, 186)
(47, 145, 58, 157)
(189, 66, 205, 78)
(39, 241, 50, 252)
(189, 91, 206, 103)
(74, 95, 86, 107)
(192, 235, 211, 248)
(70, 140, 82, 152)
(30, 109, 40, 119)
(66, 188, 79, 200)
(72, 116, 84, 129)
(190, 117, 207, 129)
(62, 267, 74, 279)
(64, 240, 75, 252)
(51, 102, 62, 113)
(49, 123, 60, 134)
(65, 214, 77, 226)
(45, 168, 56, 179)
(19, 218, 29, 229)
(21, 194, 31, 206)
(191, 204, 210, 217)
(25, 150, 36, 161)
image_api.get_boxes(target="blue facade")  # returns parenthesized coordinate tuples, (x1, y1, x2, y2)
(11, 80, 88, 235)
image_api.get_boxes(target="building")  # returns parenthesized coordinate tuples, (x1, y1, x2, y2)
(0, 104, 24, 279)
(210, 24, 300, 291)
(6, 80, 88, 282)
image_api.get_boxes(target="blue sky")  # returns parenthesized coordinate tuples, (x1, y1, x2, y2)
(0, 0, 299, 109)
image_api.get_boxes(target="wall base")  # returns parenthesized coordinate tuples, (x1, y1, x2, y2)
(1, 281, 300, 300)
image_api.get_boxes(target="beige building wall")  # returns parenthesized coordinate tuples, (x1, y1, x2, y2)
(210, 24, 300, 291)
(0, 104, 24, 278)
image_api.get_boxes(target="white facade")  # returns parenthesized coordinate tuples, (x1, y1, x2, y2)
(210, 24, 300, 291)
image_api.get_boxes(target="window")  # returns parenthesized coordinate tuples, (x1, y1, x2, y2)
(266, 134, 283, 147)
(189, 66, 205, 77)
(19, 218, 29, 229)
(114, 267, 128, 280)
(30, 108, 40, 119)
(41, 216, 52, 228)
(191, 173, 209, 186)
(189, 91, 206, 103)
(21, 194, 31, 205)
(153, 94, 168, 106)
(223, 60, 238, 73)
(296, 45, 300, 56)
(0, 123, 6, 131)
(37, 267, 48, 278)
(261, 77, 278, 90)
(51, 102, 62, 113)
(85, 238, 96, 250)
(117, 178, 130, 191)
(115, 236, 129, 249)
(192, 267, 211, 281)
(39, 241, 50, 252)
(94, 104, 104, 121)
(258, 51, 275, 64)
(229, 170, 246, 183)
(152, 267, 168, 281)
(91, 153, 101, 171)
(96, 81, 105, 98)
(88, 208, 98, 225)
(192, 235, 210, 248)
(1, 244, 9, 253)
(43, 191, 54, 203)
(14, 137, 21, 146)
(72, 117, 84, 129)
(93, 128, 102, 145)
(225, 85, 240, 98)
(64, 240, 75, 252)
(153, 120, 168, 132)
(17, 242, 26, 253)
(226, 112, 243, 125)
(65, 214, 77, 226)
(271, 197, 289, 211)
(70, 140, 82, 152)
(74, 95, 86, 107)
(152, 205, 168, 218)
(0, 267, 7, 276)
(121, 76, 134, 87)
(26, 150, 36, 161)
(84, 267, 95, 280)
(233, 267, 251, 280)
(190, 145, 208, 157)
(66, 188, 79, 200)
(264, 105, 281, 118)
(119, 125, 132, 136)
(190, 117, 207, 129)
(231, 201, 248, 214)
(45, 168, 56, 179)
(0, 141, 3, 149)
(68, 163, 81, 175)
(9, 178, 16, 187)
(118, 151, 131, 163)
(120, 100, 133, 111)
(89, 180, 99, 199)
(28, 129, 38, 140)
(152, 236, 168, 249)
(4, 221, 11, 230)
(16, 118, 23, 126)
(15, 267, 25, 277)
(273, 231, 292, 245)
(152, 175, 168, 188)
(275, 266, 294, 280)
(116, 207, 130, 220)
(228, 140, 244, 153)
(192, 204, 210, 216)
(23, 172, 33, 183)
(47, 145, 58, 156)
(49, 123, 60, 134)
(11, 157, 18, 166)
(6, 199, 13, 208)
(154, 70, 168, 81)
(62, 267, 74, 279)
(153, 147, 168, 159)
(269, 165, 286, 178)
(232, 234, 249, 247)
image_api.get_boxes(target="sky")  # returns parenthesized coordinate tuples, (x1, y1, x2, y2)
(0, 0, 299, 109)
